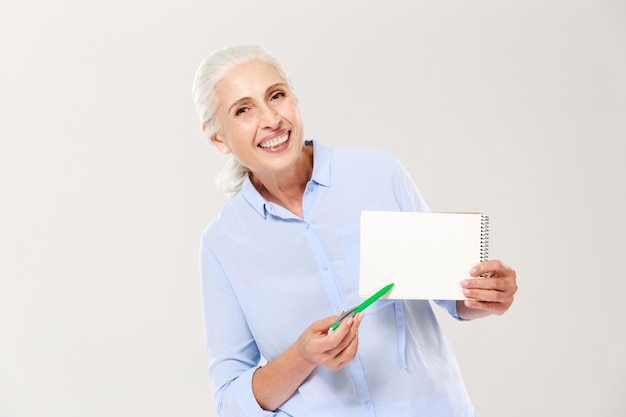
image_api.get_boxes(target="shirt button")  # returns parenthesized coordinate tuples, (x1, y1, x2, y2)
(305, 223, 310, 229)
(323, 264, 329, 270)
(364, 401, 371, 409)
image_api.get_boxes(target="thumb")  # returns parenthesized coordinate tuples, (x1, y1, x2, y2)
(321, 314, 341, 329)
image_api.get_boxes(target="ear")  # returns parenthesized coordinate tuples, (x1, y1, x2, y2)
(202, 123, 230, 154)
(209, 132, 231, 154)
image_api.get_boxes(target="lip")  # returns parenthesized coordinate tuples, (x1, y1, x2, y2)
(258, 130, 290, 151)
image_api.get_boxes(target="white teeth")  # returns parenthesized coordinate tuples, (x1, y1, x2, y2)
(259, 133, 289, 149)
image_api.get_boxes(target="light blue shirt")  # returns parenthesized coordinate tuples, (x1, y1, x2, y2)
(200, 141, 476, 417)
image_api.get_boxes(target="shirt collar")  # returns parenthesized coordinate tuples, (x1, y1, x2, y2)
(309, 139, 331, 188)
(240, 139, 332, 218)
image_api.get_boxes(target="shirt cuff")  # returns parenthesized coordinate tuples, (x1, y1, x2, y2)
(231, 367, 277, 417)
(433, 299, 470, 321)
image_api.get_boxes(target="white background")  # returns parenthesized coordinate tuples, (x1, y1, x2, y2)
(1, 1, 625, 416)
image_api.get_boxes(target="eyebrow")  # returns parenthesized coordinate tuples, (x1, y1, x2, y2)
(227, 83, 289, 114)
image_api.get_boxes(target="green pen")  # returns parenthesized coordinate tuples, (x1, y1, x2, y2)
(329, 283, 395, 332)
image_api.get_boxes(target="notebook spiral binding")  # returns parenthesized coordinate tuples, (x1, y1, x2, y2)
(480, 214, 489, 262)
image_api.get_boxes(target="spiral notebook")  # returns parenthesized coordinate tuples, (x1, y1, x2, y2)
(359, 211, 489, 300)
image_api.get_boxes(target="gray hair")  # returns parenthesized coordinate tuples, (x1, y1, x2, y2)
(192, 45, 294, 195)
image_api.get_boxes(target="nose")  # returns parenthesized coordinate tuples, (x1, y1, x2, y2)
(259, 103, 280, 130)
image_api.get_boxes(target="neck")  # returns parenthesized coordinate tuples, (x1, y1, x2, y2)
(250, 145, 313, 218)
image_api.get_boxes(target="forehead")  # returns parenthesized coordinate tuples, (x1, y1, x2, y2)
(215, 59, 287, 106)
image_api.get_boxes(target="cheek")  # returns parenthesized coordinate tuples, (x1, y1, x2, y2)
(284, 104, 302, 127)
(221, 120, 258, 146)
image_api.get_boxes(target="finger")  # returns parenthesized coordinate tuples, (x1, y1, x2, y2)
(462, 287, 513, 304)
(321, 313, 348, 334)
(323, 314, 342, 328)
(311, 315, 344, 335)
(470, 259, 513, 278)
(327, 332, 360, 370)
(464, 299, 510, 316)
(302, 316, 351, 359)
(326, 314, 363, 356)
(338, 312, 363, 343)
(325, 316, 354, 345)
(462, 278, 518, 305)
(335, 339, 359, 368)
(461, 277, 503, 291)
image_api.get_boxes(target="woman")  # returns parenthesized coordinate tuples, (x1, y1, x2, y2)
(193, 45, 517, 417)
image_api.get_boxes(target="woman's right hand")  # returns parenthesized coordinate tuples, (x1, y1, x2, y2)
(296, 313, 363, 371)
(252, 313, 364, 411)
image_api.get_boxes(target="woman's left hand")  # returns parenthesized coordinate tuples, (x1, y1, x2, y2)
(459, 259, 518, 318)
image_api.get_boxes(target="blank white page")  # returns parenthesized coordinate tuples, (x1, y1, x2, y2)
(359, 211, 486, 300)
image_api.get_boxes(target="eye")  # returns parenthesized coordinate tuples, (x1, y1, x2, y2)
(235, 106, 250, 116)
(270, 91, 286, 101)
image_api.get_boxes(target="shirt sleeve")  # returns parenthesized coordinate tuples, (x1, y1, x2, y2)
(390, 156, 430, 213)
(389, 157, 470, 322)
(200, 237, 276, 417)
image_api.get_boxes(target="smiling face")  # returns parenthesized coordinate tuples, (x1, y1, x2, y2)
(208, 59, 305, 180)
